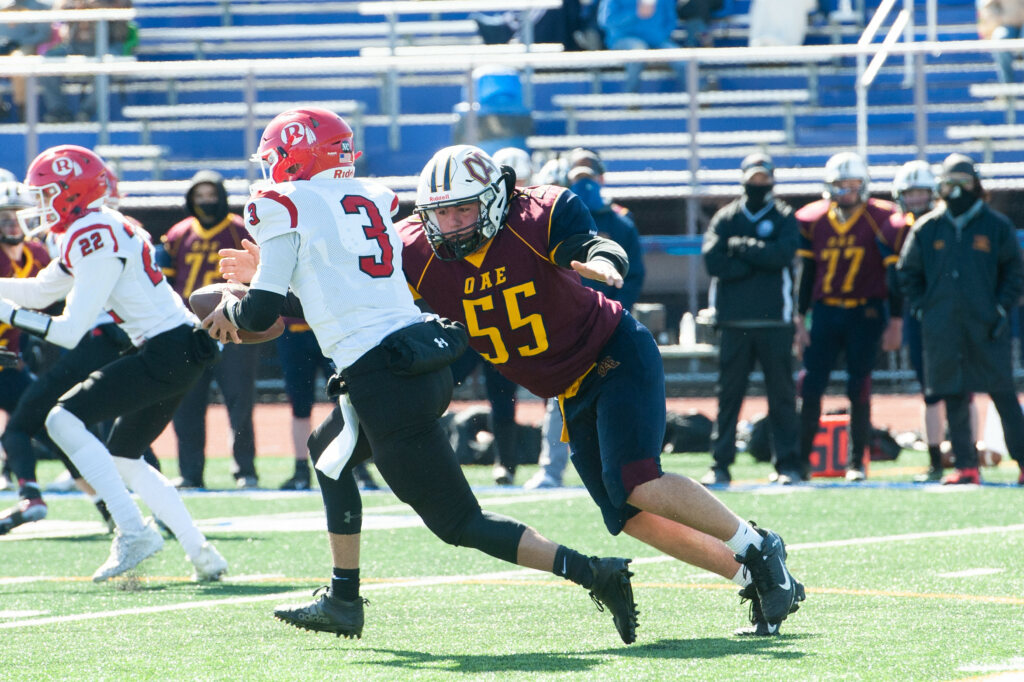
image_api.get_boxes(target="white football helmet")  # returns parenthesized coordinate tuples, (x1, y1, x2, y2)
(891, 160, 936, 215)
(823, 152, 870, 206)
(492, 147, 533, 187)
(415, 145, 512, 261)
(0, 179, 32, 245)
(534, 155, 569, 187)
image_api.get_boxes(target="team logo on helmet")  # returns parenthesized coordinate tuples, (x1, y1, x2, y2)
(281, 122, 315, 146)
(51, 158, 81, 177)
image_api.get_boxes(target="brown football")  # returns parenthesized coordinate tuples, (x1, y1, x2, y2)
(188, 282, 285, 345)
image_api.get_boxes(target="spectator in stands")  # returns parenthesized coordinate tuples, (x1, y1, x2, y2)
(472, 0, 600, 51)
(748, 0, 815, 47)
(40, 0, 135, 123)
(891, 160, 978, 483)
(598, 0, 689, 93)
(794, 152, 904, 482)
(524, 147, 647, 490)
(978, 0, 1024, 84)
(158, 171, 259, 490)
(898, 153, 1024, 486)
(0, 0, 56, 122)
(700, 153, 802, 486)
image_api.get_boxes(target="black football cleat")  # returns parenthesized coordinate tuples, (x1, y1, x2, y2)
(274, 586, 368, 639)
(0, 497, 48, 535)
(734, 579, 805, 636)
(734, 523, 797, 624)
(279, 474, 311, 491)
(587, 557, 639, 644)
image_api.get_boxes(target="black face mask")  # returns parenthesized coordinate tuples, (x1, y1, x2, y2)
(943, 186, 979, 216)
(0, 233, 23, 246)
(744, 184, 772, 209)
(194, 201, 224, 226)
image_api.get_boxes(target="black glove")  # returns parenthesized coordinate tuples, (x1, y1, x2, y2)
(990, 305, 1009, 341)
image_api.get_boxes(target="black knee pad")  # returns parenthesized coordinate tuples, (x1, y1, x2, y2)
(449, 510, 526, 564)
(317, 468, 362, 535)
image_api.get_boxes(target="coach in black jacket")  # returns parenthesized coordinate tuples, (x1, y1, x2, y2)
(700, 154, 802, 485)
(898, 153, 1024, 485)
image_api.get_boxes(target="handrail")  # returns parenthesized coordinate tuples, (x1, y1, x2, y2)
(854, 0, 913, 163)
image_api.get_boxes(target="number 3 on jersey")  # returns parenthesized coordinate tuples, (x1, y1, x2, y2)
(341, 195, 394, 278)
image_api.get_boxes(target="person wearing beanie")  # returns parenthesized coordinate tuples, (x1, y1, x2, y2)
(701, 153, 802, 486)
(898, 153, 1024, 486)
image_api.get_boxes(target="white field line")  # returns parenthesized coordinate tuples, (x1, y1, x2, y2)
(3, 521, 1024, 630)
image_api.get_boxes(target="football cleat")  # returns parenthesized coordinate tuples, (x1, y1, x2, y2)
(700, 467, 731, 486)
(274, 586, 368, 638)
(734, 523, 797, 624)
(735, 579, 806, 636)
(190, 542, 228, 582)
(942, 467, 980, 485)
(279, 474, 311, 491)
(492, 464, 515, 486)
(913, 466, 943, 483)
(844, 467, 866, 482)
(235, 475, 259, 490)
(0, 497, 48, 535)
(92, 519, 164, 582)
(587, 557, 639, 645)
(522, 471, 561, 490)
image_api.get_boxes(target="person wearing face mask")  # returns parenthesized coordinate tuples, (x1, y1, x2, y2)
(700, 154, 802, 486)
(157, 171, 260, 490)
(898, 154, 1024, 486)
(523, 147, 646, 491)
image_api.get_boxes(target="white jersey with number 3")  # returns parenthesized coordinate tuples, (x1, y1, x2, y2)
(244, 172, 421, 370)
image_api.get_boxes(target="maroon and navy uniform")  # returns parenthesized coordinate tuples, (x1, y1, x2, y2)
(159, 212, 257, 487)
(161, 214, 252, 305)
(795, 197, 905, 472)
(0, 241, 50, 413)
(399, 185, 664, 534)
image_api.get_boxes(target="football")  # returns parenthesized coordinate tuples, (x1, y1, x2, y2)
(940, 444, 1002, 468)
(188, 282, 285, 345)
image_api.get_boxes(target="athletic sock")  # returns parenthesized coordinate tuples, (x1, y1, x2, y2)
(113, 457, 205, 558)
(553, 545, 593, 589)
(724, 521, 764, 555)
(732, 564, 752, 587)
(330, 567, 360, 601)
(928, 444, 943, 469)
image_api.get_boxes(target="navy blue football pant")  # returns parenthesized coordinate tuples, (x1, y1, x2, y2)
(563, 312, 664, 535)
(276, 327, 333, 419)
(711, 324, 799, 472)
(799, 300, 887, 472)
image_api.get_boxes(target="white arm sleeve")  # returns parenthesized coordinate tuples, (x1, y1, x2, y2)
(0, 259, 74, 309)
(42, 256, 124, 349)
(250, 232, 299, 296)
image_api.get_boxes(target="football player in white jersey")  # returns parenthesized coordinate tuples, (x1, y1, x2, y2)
(203, 107, 639, 644)
(0, 145, 227, 583)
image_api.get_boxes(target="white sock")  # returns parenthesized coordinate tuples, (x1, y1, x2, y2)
(724, 521, 763, 555)
(113, 457, 206, 559)
(732, 564, 752, 587)
(46, 407, 145, 535)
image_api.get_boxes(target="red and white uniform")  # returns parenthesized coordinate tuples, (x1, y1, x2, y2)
(244, 169, 421, 371)
(0, 207, 194, 348)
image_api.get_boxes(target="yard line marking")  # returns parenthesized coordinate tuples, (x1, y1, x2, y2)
(939, 568, 1005, 578)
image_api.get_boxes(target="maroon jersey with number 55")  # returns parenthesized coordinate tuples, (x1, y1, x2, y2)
(398, 185, 623, 399)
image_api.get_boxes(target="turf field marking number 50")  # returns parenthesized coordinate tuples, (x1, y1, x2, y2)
(462, 282, 548, 364)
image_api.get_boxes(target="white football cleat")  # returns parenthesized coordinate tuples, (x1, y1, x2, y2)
(92, 519, 164, 582)
(522, 471, 561, 490)
(190, 542, 228, 582)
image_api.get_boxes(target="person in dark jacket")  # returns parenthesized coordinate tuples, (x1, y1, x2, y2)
(700, 153, 801, 485)
(898, 153, 1024, 486)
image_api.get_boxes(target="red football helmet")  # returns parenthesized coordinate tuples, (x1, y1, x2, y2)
(19, 145, 108, 234)
(253, 107, 360, 183)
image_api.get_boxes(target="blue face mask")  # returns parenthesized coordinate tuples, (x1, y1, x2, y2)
(569, 177, 606, 212)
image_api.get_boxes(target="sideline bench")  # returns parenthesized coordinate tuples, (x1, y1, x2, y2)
(527, 130, 786, 152)
(944, 124, 1024, 163)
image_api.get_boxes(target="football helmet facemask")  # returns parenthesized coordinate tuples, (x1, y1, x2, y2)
(19, 145, 108, 235)
(891, 160, 936, 215)
(415, 145, 514, 261)
(253, 107, 360, 183)
(823, 152, 870, 207)
(0, 180, 34, 245)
